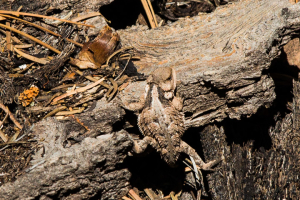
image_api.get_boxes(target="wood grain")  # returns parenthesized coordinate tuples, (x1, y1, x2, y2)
(119, 0, 300, 127)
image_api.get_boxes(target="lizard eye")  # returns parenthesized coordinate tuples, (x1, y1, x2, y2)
(165, 76, 172, 81)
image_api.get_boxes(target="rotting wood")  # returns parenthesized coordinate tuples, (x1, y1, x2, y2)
(196, 76, 300, 199)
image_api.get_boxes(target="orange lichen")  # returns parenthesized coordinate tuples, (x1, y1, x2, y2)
(158, 60, 168, 65)
(19, 86, 39, 107)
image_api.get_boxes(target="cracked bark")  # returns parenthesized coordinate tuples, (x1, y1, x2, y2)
(1, 0, 300, 199)
(119, 0, 300, 127)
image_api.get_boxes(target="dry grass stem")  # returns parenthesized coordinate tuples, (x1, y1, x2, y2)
(0, 112, 8, 128)
(48, 11, 73, 25)
(71, 12, 109, 23)
(0, 10, 94, 27)
(0, 102, 23, 129)
(0, 29, 22, 44)
(128, 189, 143, 200)
(14, 44, 33, 48)
(0, 23, 61, 54)
(122, 197, 132, 200)
(0, 14, 83, 47)
(105, 46, 133, 65)
(5, 21, 12, 50)
(75, 69, 110, 88)
(55, 107, 85, 116)
(114, 54, 132, 81)
(14, 47, 49, 64)
(0, 130, 8, 143)
(106, 78, 118, 101)
(43, 106, 67, 119)
(140, 0, 157, 28)
(51, 76, 106, 104)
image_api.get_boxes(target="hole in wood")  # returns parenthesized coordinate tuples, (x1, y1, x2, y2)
(100, 0, 145, 30)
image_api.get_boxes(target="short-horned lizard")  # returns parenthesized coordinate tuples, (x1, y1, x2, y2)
(122, 67, 219, 169)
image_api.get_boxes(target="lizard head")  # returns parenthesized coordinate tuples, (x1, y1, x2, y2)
(147, 67, 177, 100)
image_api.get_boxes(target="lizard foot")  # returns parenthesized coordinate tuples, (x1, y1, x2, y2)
(200, 158, 222, 171)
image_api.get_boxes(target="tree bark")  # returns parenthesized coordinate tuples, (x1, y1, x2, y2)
(1, 0, 300, 199)
(0, 100, 132, 200)
(119, 0, 300, 127)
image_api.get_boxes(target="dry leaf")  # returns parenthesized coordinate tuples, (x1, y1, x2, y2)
(71, 25, 119, 69)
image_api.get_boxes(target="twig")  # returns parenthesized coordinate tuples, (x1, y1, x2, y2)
(140, 0, 157, 28)
(55, 107, 85, 116)
(106, 78, 118, 102)
(75, 69, 110, 88)
(146, 0, 158, 27)
(43, 106, 67, 119)
(0, 129, 8, 143)
(0, 29, 22, 44)
(47, 10, 73, 25)
(14, 6, 23, 17)
(5, 21, 12, 50)
(0, 112, 8, 128)
(0, 102, 23, 129)
(170, 191, 176, 200)
(71, 12, 110, 23)
(144, 188, 160, 200)
(25, 160, 45, 172)
(72, 89, 105, 107)
(51, 76, 106, 104)
(0, 141, 29, 146)
(114, 54, 132, 81)
(189, 156, 200, 181)
(128, 189, 143, 200)
(8, 129, 20, 142)
(0, 23, 61, 54)
(50, 83, 86, 91)
(105, 46, 133, 65)
(191, 0, 214, 6)
(0, 131, 28, 151)
(14, 47, 49, 64)
(0, 14, 83, 47)
(183, 158, 205, 197)
(14, 44, 33, 49)
(122, 197, 132, 200)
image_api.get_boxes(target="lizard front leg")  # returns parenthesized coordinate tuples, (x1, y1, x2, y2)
(132, 136, 159, 154)
(180, 141, 220, 170)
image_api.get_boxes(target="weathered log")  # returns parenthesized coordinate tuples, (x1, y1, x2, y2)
(119, 0, 300, 128)
(1, 0, 300, 199)
(0, 100, 132, 200)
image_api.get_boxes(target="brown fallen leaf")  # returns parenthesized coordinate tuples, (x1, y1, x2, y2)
(70, 25, 119, 69)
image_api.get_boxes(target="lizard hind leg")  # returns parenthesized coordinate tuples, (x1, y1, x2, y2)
(179, 140, 221, 170)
